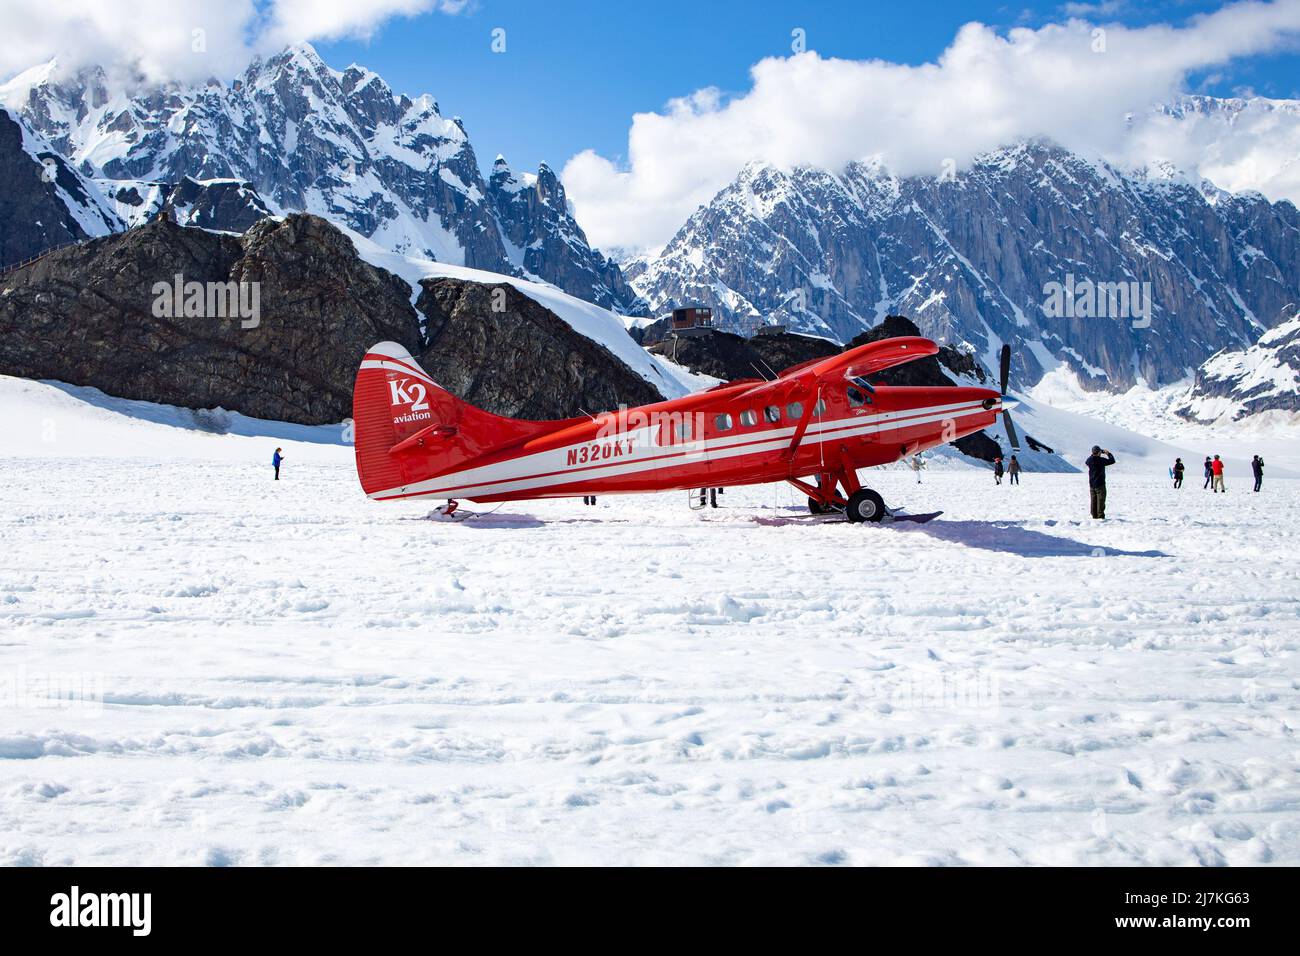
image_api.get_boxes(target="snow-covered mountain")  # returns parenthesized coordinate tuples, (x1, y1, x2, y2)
(487, 157, 645, 315)
(0, 44, 643, 313)
(626, 129, 1300, 394)
(1177, 314, 1300, 422)
(0, 108, 118, 268)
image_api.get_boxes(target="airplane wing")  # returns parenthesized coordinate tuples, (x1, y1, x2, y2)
(783, 335, 939, 382)
(736, 336, 939, 401)
(728, 335, 940, 459)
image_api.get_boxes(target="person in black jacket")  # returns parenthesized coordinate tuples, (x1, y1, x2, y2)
(1086, 446, 1116, 519)
(1203, 456, 1213, 489)
(1252, 455, 1264, 492)
(1172, 458, 1184, 488)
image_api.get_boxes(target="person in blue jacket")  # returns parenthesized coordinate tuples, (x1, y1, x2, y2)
(273, 447, 284, 481)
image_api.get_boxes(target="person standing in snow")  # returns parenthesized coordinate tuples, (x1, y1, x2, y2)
(1086, 446, 1116, 519)
(909, 455, 926, 484)
(993, 456, 1004, 485)
(1203, 456, 1213, 490)
(1211, 454, 1226, 493)
(1008, 455, 1021, 485)
(1252, 455, 1264, 492)
(273, 447, 284, 481)
(1172, 458, 1184, 489)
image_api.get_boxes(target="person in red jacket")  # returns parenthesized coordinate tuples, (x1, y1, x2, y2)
(1211, 454, 1226, 493)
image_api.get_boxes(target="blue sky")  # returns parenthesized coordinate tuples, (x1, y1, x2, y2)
(311, 0, 1300, 176)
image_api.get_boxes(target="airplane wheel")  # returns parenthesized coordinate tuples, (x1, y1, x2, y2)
(808, 497, 827, 515)
(846, 489, 886, 523)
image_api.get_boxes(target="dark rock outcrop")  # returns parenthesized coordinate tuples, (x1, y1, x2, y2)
(0, 212, 667, 425)
(158, 177, 272, 233)
(415, 278, 663, 419)
(0, 214, 421, 423)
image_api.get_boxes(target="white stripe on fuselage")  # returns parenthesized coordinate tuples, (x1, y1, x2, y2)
(370, 399, 989, 501)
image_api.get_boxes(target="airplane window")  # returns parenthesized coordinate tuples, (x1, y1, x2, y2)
(847, 386, 866, 407)
(764, 405, 781, 424)
(739, 409, 758, 427)
(675, 420, 692, 442)
(787, 401, 803, 419)
(813, 399, 827, 417)
(715, 413, 733, 431)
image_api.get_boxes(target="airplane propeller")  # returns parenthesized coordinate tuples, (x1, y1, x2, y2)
(998, 344, 1021, 452)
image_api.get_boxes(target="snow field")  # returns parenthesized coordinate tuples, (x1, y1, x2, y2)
(2, 454, 1297, 865)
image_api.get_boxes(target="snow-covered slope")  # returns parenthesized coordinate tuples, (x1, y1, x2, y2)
(1031, 366, 1300, 475)
(1177, 315, 1300, 423)
(0, 376, 351, 461)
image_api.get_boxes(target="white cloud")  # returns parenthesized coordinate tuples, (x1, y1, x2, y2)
(261, 1, 469, 52)
(563, 0, 1300, 252)
(0, 0, 467, 86)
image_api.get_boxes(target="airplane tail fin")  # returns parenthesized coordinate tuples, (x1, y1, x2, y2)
(351, 342, 552, 499)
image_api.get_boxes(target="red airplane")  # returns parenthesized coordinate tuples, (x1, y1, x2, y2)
(351, 335, 1019, 522)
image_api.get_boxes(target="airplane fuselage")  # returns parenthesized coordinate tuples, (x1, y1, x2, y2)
(368, 378, 1002, 504)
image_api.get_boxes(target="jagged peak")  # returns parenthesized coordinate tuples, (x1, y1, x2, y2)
(245, 42, 341, 89)
(408, 92, 441, 115)
(341, 63, 391, 95)
(535, 162, 560, 188)
(1, 58, 117, 104)
(736, 158, 780, 180)
(489, 155, 522, 191)
(1162, 92, 1300, 118)
(278, 41, 327, 68)
(0, 59, 59, 100)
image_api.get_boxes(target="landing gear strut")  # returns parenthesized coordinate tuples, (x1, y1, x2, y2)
(789, 470, 885, 523)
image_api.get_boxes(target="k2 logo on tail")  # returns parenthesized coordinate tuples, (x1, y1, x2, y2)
(388, 378, 429, 412)
(388, 377, 432, 424)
